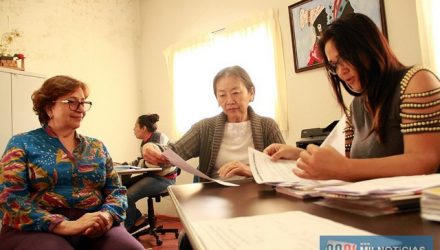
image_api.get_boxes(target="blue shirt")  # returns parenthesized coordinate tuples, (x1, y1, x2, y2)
(0, 127, 127, 232)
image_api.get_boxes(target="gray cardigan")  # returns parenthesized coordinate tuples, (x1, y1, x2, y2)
(169, 106, 285, 178)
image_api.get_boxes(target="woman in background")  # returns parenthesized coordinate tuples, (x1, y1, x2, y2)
(0, 75, 144, 250)
(265, 13, 440, 181)
(122, 114, 176, 234)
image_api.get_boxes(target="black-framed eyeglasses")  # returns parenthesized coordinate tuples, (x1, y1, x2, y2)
(327, 57, 345, 76)
(53, 99, 92, 111)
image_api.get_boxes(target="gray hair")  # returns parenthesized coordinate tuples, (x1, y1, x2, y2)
(213, 65, 255, 98)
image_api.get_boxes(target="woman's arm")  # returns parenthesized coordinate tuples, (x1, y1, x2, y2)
(100, 151, 128, 224)
(143, 121, 203, 165)
(0, 138, 67, 232)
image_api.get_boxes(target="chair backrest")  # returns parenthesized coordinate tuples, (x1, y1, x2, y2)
(193, 174, 200, 183)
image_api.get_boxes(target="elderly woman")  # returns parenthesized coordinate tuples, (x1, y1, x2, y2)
(265, 13, 440, 181)
(0, 76, 144, 250)
(143, 65, 285, 180)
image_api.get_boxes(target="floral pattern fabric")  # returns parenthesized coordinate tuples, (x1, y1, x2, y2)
(0, 127, 127, 232)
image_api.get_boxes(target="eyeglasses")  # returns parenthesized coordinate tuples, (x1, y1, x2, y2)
(53, 99, 92, 111)
(327, 57, 345, 75)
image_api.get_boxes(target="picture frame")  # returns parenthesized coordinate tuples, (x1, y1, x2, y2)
(288, 0, 387, 73)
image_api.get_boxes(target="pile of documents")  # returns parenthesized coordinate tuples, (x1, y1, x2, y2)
(275, 180, 347, 200)
(315, 192, 421, 217)
(315, 174, 440, 217)
(248, 147, 348, 199)
(421, 187, 440, 222)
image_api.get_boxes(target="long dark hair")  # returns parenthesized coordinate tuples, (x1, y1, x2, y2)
(318, 13, 405, 141)
(137, 114, 159, 132)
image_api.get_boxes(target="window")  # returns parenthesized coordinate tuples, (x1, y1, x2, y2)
(165, 10, 288, 136)
(417, 0, 440, 75)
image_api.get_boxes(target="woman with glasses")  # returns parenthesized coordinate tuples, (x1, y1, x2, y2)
(0, 75, 144, 250)
(265, 13, 440, 181)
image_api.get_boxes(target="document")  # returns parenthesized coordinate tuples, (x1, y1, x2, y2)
(114, 165, 162, 175)
(249, 147, 300, 184)
(162, 149, 239, 187)
(249, 148, 346, 188)
(114, 165, 142, 170)
(191, 211, 374, 250)
(320, 115, 346, 155)
(317, 174, 440, 196)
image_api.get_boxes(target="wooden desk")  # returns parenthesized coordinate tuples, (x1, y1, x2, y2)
(168, 179, 440, 249)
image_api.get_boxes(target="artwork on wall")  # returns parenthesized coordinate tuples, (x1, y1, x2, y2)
(288, 0, 387, 73)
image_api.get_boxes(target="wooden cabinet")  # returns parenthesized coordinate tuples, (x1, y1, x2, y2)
(0, 68, 45, 154)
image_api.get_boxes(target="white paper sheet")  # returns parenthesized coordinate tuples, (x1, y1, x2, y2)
(191, 211, 374, 250)
(114, 165, 142, 170)
(162, 149, 239, 187)
(114, 165, 162, 175)
(320, 115, 346, 155)
(248, 148, 346, 188)
(249, 147, 299, 184)
(317, 174, 440, 196)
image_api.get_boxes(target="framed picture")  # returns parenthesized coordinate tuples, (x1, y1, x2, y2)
(288, 0, 387, 73)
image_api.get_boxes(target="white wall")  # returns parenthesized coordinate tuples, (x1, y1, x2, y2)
(0, 0, 142, 161)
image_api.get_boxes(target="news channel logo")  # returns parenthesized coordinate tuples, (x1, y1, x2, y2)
(320, 236, 433, 250)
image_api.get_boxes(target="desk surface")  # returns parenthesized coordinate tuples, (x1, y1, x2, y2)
(168, 179, 440, 249)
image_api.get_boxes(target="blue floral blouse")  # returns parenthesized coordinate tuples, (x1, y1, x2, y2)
(0, 127, 127, 232)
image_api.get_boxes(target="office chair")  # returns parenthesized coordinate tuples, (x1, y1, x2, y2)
(133, 169, 181, 246)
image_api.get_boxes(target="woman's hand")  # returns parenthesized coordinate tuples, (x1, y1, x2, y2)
(295, 144, 350, 180)
(263, 143, 303, 161)
(218, 161, 252, 178)
(142, 146, 169, 166)
(82, 211, 114, 238)
(53, 211, 113, 237)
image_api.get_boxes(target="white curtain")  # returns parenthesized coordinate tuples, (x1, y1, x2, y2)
(164, 9, 288, 136)
(417, 0, 440, 75)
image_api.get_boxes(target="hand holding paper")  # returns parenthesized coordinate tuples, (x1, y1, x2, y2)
(162, 149, 239, 187)
(249, 147, 346, 188)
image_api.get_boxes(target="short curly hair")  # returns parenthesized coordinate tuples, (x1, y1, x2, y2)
(32, 75, 89, 125)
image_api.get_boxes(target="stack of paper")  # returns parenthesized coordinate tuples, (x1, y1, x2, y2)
(275, 180, 348, 200)
(248, 147, 348, 199)
(315, 193, 422, 217)
(315, 174, 440, 217)
(248, 147, 346, 186)
(421, 187, 440, 222)
(248, 117, 347, 199)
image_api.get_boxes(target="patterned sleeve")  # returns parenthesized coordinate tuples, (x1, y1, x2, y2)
(0, 136, 66, 232)
(99, 145, 128, 224)
(399, 66, 440, 134)
(344, 108, 354, 157)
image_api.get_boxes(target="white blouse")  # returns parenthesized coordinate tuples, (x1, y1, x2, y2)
(213, 121, 254, 178)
